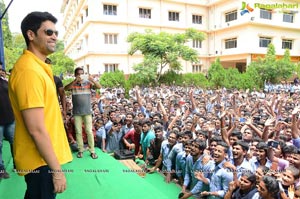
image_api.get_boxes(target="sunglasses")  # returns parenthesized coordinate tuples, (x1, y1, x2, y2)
(44, 29, 58, 37)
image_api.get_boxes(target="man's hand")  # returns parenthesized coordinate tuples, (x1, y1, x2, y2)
(288, 185, 295, 199)
(127, 143, 135, 150)
(147, 167, 156, 173)
(200, 191, 210, 196)
(176, 109, 181, 117)
(245, 117, 252, 126)
(165, 172, 171, 183)
(189, 89, 194, 98)
(52, 172, 67, 193)
(223, 161, 236, 171)
(137, 154, 143, 159)
(74, 76, 81, 84)
(88, 75, 94, 82)
(228, 181, 237, 192)
(219, 111, 227, 119)
(194, 171, 205, 181)
(62, 110, 67, 121)
(292, 106, 300, 115)
(202, 155, 210, 165)
(180, 192, 192, 199)
(265, 117, 276, 127)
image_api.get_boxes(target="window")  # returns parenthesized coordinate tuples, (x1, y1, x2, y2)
(104, 34, 118, 44)
(225, 10, 237, 22)
(105, 64, 118, 72)
(225, 38, 237, 49)
(169, 11, 179, 21)
(192, 15, 202, 24)
(103, 4, 117, 15)
(260, 9, 272, 20)
(192, 39, 202, 48)
(259, 37, 271, 47)
(139, 8, 151, 19)
(192, 64, 202, 73)
(282, 39, 293, 50)
(283, 12, 294, 23)
(85, 35, 89, 47)
(85, 8, 88, 17)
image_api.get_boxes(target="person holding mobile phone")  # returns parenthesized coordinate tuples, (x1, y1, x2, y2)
(266, 140, 289, 171)
(65, 67, 101, 159)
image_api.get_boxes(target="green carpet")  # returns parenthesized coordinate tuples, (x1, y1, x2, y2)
(0, 141, 183, 199)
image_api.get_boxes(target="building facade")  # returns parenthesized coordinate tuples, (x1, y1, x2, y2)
(61, 0, 300, 75)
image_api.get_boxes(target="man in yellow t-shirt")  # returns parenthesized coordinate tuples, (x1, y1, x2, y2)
(8, 12, 72, 199)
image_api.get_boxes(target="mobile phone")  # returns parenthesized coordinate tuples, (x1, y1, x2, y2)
(268, 140, 279, 148)
(81, 74, 88, 81)
(239, 118, 246, 123)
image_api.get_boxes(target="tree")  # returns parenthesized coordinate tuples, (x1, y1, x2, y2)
(207, 57, 226, 88)
(132, 54, 159, 84)
(276, 49, 295, 81)
(263, 43, 277, 83)
(1, 0, 14, 70)
(127, 28, 205, 84)
(0, 0, 12, 48)
(247, 44, 295, 84)
(244, 61, 264, 88)
(222, 68, 242, 89)
(49, 41, 75, 76)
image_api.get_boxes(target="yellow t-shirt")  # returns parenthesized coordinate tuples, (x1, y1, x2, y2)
(8, 50, 73, 176)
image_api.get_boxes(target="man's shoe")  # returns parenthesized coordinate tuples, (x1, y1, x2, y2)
(0, 170, 10, 179)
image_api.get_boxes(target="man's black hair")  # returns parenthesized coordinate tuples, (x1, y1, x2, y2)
(74, 67, 84, 76)
(262, 176, 279, 195)
(141, 119, 152, 127)
(282, 144, 297, 155)
(21, 11, 57, 46)
(183, 131, 193, 139)
(154, 125, 163, 132)
(256, 142, 268, 153)
(193, 139, 207, 151)
(232, 140, 249, 152)
(217, 141, 229, 153)
(230, 131, 243, 140)
(210, 136, 222, 143)
(196, 130, 208, 139)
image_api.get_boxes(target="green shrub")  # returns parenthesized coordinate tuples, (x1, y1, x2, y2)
(100, 70, 126, 88)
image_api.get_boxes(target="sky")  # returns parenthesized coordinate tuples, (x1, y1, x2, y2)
(3, 0, 64, 36)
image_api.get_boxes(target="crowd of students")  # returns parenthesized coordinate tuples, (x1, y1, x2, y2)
(63, 84, 300, 199)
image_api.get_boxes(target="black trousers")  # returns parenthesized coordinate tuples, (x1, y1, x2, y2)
(24, 165, 56, 199)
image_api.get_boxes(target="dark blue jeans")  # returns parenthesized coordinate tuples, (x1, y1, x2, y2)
(0, 121, 15, 170)
(24, 165, 56, 199)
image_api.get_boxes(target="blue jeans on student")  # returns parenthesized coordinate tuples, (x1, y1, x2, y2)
(24, 165, 56, 199)
(0, 121, 15, 170)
